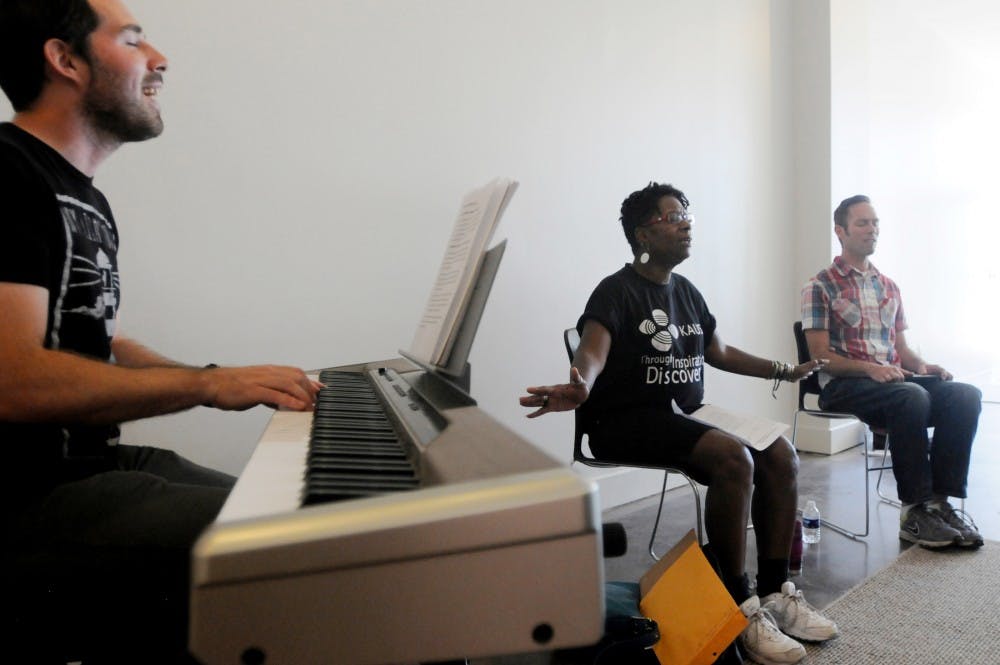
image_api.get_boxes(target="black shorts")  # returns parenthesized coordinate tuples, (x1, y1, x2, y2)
(585, 406, 716, 468)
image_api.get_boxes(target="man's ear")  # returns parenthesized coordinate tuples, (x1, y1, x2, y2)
(41, 38, 88, 87)
(833, 223, 846, 245)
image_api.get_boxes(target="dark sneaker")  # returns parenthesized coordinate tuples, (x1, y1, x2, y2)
(928, 501, 984, 548)
(899, 503, 961, 548)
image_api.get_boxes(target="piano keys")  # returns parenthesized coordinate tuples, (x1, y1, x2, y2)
(189, 358, 604, 665)
(303, 370, 420, 505)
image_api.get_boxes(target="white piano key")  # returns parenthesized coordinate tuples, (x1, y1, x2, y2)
(217, 409, 311, 523)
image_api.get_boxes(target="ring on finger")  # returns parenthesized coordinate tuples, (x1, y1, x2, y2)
(541, 395, 549, 407)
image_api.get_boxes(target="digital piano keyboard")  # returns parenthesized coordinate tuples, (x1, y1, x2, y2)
(189, 357, 604, 665)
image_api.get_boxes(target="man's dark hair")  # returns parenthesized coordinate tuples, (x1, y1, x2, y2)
(0, 0, 99, 111)
(619, 182, 690, 252)
(833, 194, 870, 229)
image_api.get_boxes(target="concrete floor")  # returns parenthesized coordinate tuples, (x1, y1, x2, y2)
(471, 401, 1000, 664)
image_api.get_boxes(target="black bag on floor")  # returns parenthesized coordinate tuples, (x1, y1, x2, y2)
(551, 581, 657, 664)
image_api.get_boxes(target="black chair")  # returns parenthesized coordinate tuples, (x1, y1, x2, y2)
(790, 321, 898, 540)
(563, 328, 704, 559)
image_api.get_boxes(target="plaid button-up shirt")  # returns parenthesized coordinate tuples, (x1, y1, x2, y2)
(801, 256, 907, 367)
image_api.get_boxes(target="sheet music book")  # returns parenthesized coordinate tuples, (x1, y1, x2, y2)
(408, 178, 518, 369)
(690, 404, 789, 451)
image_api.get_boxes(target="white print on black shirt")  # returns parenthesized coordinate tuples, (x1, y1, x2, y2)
(56, 194, 120, 339)
(66, 247, 118, 333)
(638, 308, 704, 385)
(637, 308, 703, 351)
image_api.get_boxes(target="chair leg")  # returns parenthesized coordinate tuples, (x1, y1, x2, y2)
(821, 477, 871, 540)
(823, 430, 903, 539)
(874, 445, 901, 508)
(648, 469, 704, 561)
(792, 409, 905, 540)
(687, 473, 704, 547)
(820, 427, 872, 540)
(648, 471, 669, 561)
(875, 469, 902, 507)
(872, 431, 966, 511)
(869, 432, 901, 507)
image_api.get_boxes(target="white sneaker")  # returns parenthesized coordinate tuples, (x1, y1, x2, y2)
(761, 581, 839, 642)
(739, 595, 806, 665)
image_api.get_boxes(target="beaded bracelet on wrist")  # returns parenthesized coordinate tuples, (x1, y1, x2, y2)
(770, 360, 794, 398)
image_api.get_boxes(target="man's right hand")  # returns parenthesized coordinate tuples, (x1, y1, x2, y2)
(201, 365, 322, 412)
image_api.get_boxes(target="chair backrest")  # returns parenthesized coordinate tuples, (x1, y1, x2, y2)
(563, 327, 597, 464)
(792, 321, 822, 409)
(564, 327, 581, 363)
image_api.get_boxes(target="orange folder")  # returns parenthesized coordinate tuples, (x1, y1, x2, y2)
(639, 530, 748, 665)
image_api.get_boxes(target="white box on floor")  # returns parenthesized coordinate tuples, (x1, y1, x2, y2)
(793, 413, 866, 455)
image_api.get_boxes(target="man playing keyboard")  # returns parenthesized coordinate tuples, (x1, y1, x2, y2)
(0, 0, 320, 662)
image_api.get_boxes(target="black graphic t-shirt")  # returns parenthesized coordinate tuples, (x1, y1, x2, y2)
(0, 123, 121, 493)
(577, 265, 716, 422)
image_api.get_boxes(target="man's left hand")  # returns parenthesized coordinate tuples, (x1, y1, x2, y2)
(924, 364, 953, 381)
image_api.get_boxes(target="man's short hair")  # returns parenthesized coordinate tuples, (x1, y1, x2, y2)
(0, 0, 99, 111)
(834, 194, 871, 229)
(620, 182, 690, 252)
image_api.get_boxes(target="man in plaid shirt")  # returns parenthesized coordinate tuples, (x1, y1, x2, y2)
(801, 195, 982, 550)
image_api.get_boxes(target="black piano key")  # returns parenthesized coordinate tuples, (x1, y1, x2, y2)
(312, 412, 393, 422)
(310, 428, 398, 442)
(311, 431, 397, 442)
(308, 458, 416, 473)
(312, 413, 391, 424)
(306, 474, 419, 490)
(311, 434, 401, 446)
(315, 394, 377, 404)
(302, 474, 419, 505)
(309, 444, 407, 457)
(302, 487, 415, 505)
(310, 443, 404, 456)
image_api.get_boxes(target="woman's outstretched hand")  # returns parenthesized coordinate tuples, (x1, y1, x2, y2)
(788, 358, 828, 382)
(520, 366, 589, 418)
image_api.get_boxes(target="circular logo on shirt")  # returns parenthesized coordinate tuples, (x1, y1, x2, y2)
(639, 309, 680, 352)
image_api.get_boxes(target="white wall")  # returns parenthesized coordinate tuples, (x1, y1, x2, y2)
(868, 0, 1000, 382)
(830, 0, 1000, 386)
(3, 1, 812, 505)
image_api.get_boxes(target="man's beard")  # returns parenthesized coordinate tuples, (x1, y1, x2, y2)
(82, 63, 164, 144)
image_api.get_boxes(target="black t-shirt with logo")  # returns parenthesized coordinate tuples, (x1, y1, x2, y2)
(0, 123, 121, 495)
(577, 265, 716, 421)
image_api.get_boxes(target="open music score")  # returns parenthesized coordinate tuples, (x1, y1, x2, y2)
(408, 177, 518, 369)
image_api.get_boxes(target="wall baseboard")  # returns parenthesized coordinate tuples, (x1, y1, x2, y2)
(792, 413, 867, 455)
(591, 467, 690, 512)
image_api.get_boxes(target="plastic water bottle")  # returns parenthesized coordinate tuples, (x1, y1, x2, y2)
(802, 500, 821, 544)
